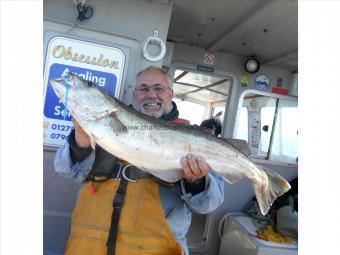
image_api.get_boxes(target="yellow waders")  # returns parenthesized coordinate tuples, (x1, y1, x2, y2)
(65, 179, 184, 255)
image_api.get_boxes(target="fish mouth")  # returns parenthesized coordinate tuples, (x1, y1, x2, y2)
(50, 78, 69, 101)
(51, 72, 76, 87)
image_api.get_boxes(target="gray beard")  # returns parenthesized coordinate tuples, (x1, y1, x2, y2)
(141, 103, 164, 118)
(132, 100, 164, 118)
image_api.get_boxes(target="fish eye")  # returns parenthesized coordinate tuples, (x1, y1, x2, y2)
(66, 72, 73, 79)
(87, 81, 95, 87)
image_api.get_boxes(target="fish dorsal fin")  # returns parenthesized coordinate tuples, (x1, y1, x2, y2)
(224, 138, 251, 156)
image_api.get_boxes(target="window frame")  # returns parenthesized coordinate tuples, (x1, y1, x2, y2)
(234, 89, 298, 164)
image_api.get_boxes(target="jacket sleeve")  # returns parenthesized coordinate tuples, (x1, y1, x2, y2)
(54, 133, 96, 184)
(180, 171, 224, 214)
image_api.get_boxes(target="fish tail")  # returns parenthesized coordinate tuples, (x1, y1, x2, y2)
(253, 166, 291, 215)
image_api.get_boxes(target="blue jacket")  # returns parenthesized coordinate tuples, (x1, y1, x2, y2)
(53, 103, 224, 255)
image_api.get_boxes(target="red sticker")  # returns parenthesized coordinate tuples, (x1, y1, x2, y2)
(203, 53, 215, 65)
(271, 87, 288, 95)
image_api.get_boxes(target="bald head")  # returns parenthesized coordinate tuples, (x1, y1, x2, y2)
(136, 66, 172, 88)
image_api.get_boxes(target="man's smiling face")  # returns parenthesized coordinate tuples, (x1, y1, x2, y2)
(132, 68, 173, 118)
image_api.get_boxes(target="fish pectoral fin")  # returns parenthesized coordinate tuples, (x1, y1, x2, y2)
(144, 168, 182, 183)
(82, 107, 118, 121)
(109, 113, 128, 135)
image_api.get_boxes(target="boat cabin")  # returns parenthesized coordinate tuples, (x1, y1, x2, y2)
(43, 1, 298, 254)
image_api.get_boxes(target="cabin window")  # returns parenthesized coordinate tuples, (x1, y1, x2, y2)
(173, 98, 206, 125)
(258, 99, 276, 158)
(172, 69, 231, 129)
(269, 99, 298, 163)
(213, 106, 225, 121)
(234, 92, 298, 164)
(234, 106, 248, 142)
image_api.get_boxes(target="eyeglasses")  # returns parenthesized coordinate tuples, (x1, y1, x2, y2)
(135, 84, 169, 95)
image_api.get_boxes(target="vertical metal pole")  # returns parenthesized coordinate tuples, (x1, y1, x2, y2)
(266, 98, 279, 160)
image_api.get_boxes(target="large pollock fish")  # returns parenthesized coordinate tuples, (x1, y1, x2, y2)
(50, 72, 290, 215)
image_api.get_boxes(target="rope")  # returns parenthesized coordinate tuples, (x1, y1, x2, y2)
(66, 2, 93, 34)
(77, 3, 93, 22)
(63, 78, 70, 120)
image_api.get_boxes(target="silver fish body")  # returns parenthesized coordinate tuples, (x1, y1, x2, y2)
(50, 72, 291, 215)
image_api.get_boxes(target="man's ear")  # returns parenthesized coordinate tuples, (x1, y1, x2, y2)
(168, 88, 174, 99)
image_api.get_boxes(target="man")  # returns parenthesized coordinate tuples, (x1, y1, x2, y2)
(200, 111, 223, 136)
(54, 66, 224, 255)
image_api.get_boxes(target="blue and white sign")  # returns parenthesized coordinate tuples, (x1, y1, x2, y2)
(43, 36, 126, 147)
(44, 64, 118, 121)
(255, 75, 270, 91)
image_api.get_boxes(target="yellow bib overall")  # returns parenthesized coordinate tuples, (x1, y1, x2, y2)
(65, 179, 184, 255)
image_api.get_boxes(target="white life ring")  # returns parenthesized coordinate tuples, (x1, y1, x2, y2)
(142, 30, 166, 62)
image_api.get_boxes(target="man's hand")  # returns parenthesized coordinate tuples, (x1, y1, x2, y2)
(180, 154, 210, 182)
(72, 118, 91, 148)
